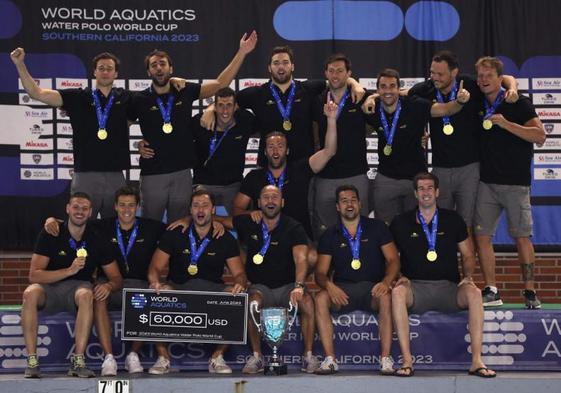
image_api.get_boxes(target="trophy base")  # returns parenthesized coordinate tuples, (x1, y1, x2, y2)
(264, 363, 287, 375)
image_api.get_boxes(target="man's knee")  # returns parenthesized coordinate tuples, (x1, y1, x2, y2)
(298, 293, 315, 316)
(22, 284, 44, 307)
(314, 290, 331, 311)
(75, 287, 94, 306)
(391, 285, 409, 304)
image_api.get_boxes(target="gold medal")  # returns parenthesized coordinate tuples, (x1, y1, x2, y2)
(443, 124, 454, 135)
(351, 259, 361, 270)
(282, 120, 292, 131)
(426, 250, 438, 262)
(162, 122, 173, 134)
(187, 264, 198, 275)
(483, 119, 493, 130)
(383, 145, 392, 156)
(253, 254, 264, 265)
(97, 128, 108, 140)
(76, 248, 88, 258)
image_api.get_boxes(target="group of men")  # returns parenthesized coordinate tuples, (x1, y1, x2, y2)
(11, 37, 546, 379)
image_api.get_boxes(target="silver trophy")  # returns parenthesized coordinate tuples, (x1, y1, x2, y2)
(250, 301, 298, 375)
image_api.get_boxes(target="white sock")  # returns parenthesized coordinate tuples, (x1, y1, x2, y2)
(488, 286, 498, 293)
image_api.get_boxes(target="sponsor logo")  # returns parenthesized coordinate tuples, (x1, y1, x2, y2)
(25, 141, 48, 148)
(366, 137, 378, 150)
(534, 168, 561, 180)
(533, 78, 561, 90)
(128, 79, 152, 91)
(543, 123, 561, 135)
(533, 93, 561, 105)
(245, 153, 258, 165)
(20, 168, 54, 180)
(359, 78, 378, 90)
(537, 109, 561, 120)
(367, 167, 377, 179)
(57, 124, 73, 134)
(535, 153, 561, 164)
(238, 78, 268, 89)
(535, 139, 561, 150)
(366, 152, 378, 165)
(477, 310, 526, 366)
(58, 80, 86, 88)
(32, 154, 41, 164)
(401, 78, 425, 89)
(24, 109, 51, 119)
(247, 138, 260, 150)
(131, 293, 147, 309)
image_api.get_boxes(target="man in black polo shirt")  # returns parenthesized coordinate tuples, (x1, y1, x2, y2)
(43, 186, 166, 376)
(314, 185, 400, 375)
(129, 31, 257, 222)
(228, 185, 320, 374)
(408, 50, 518, 231)
(472, 57, 546, 309)
(390, 173, 495, 378)
(363, 68, 470, 224)
(21, 192, 122, 378)
(147, 189, 247, 374)
(230, 45, 363, 166)
(11, 48, 131, 218)
(312, 54, 371, 239)
(192, 87, 256, 215)
(232, 101, 339, 239)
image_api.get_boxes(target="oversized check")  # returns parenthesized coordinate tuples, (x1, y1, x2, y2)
(121, 289, 248, 344)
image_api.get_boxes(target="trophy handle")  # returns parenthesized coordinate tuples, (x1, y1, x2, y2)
(287, 302, 298, 330)
(249, 300, 262, 333)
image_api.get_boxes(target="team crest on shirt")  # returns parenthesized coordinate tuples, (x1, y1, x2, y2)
(234, 135, 243, 140)
(150, 106, 158, 111)
(58, 250, 67, 256)
(361, 238, 369, 243)
(437, 232, 445, 236)
(348, 109, 357, 112)
(183, 249, 191, 255)
(266, 100, 275, 105)
(340, 243, 347, 248)
(294, 98, 301, 103)
(251, 234, 259, 240)
(410, 232, 419, 238)
(175, 101, 183, 106)
(136, 238, 144, 243)
(270, 241, 278, 246)
(111, 238, 118, 243)
(399, 124, 406, 128)
(207, 252, 216, 256)
(115, 101, 121, 105)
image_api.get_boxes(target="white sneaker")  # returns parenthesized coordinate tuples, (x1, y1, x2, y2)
(242, 354, 265, 374)
(208, 355, 232, 374)
(314, 356, 339, 375)
(380, 356, 394, 375)
(148, 356, 171, 375)
(125, 352, 144, 374)
(101, 354, 117, 377)
(301, 353, 320, 373)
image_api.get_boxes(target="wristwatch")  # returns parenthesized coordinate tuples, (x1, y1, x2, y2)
(294, 281, 305, 290)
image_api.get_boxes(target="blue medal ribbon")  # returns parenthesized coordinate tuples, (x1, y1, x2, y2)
(483, 87, 505, 120)
(152, 88, 175, 125)
(266, 169, 286, 190)
(379, 99, 402, 148)
(269, 81, 296, 123)
(68, 238, 86, 252)
(341, 220, 363, 261)
(435, 81, 457, 126)
(188, 225, 211, 270)
(115, 219, 139, 273)
(329, 90, 350, 119)
(417, 209, 438, 252)
(206, 118, 234, 165)
(256, 220, 274, 259)
(92, 89, 114, 131)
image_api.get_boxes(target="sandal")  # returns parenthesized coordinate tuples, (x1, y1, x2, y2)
(468, 367, 496, 378)
(395, 366, 414, 377)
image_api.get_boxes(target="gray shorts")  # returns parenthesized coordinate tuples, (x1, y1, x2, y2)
(249, 283, 293, 308)
(195, 182, 241, 216)
(71, 171, 126, 219)
(333, 281, 375, 313)
(473, 182, 533, 237)
(431, 162, 479, 227)
(312, 174, 369, 239)
(99, 278, 149, 310)
(371, 173, 416, 225)
(140, 168, 192, 222)
(409, 280, 460, 314)
(39, 280, 93, 315)
(170, 278, 227, 293)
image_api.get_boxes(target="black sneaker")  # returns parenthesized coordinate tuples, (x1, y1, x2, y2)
(24, 355, 41, 378)
(482, 287, 503, 307)
(523, 290, 542, 309)
(67, 354, 95, 378)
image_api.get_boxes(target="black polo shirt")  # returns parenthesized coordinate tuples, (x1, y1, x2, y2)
(33, 222, 114, 282)
(58, 87, 131, 172)
(157, 227, 239, 285)
(318, 217, 393, 283)
(238, 158, 314, 238)
(193, 109, 256, 185)
(127, 83, 201, 175)
(408, 75, 483, 168)
(233, 214, 308, 288)
(478, 95, 537, 186)
(92, 217, 165, 280)
(236, 79, 325, 165)
(313, 89, 369, 178)
(389, 208, 467, 283)
(365, 96, 432, 180)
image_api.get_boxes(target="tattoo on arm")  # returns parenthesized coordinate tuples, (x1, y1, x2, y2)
(521, 263, 535, 282)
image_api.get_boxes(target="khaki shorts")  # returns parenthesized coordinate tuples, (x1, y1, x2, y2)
(39, 280, 92, 314)
(473, 182, 533, 237)
(409, 280, 460, 315)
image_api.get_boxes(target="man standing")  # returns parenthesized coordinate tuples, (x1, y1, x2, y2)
(229, 185, 320, 374)
(314, 185, 400, 375)
(312, 54, 370, 238)
(147, 189, 247, 374)
(128, 32, 257, 222)
(11, 49, 131, 218)
(473, 57, 546, 308)
(363, 68, 470, 224)
(192, 87, 256, 215)
(390, 172, 495, 378)
(408, 50, 518, 230)
(21, 193, 122, 378)
(233, 101, 339, 239)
